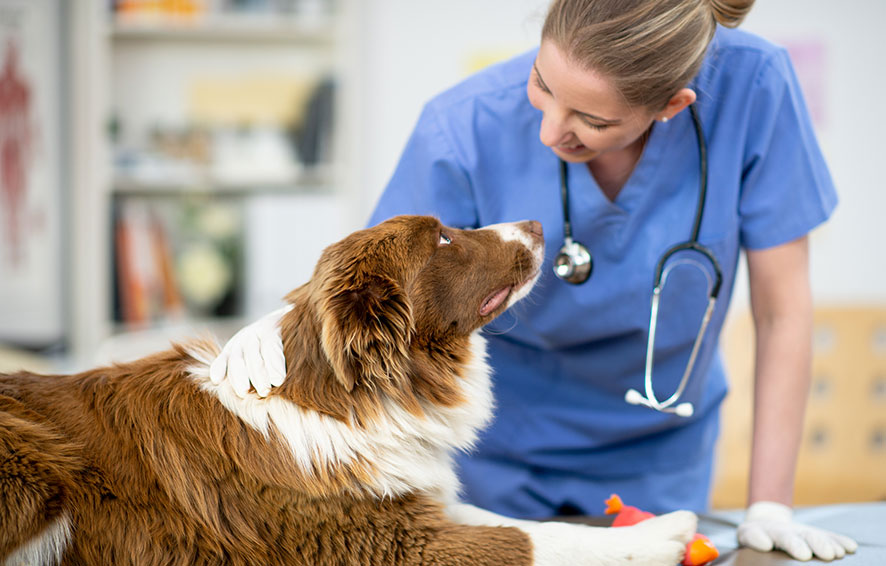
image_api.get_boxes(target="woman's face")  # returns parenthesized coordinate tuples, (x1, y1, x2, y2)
(527, 40, 657, 164)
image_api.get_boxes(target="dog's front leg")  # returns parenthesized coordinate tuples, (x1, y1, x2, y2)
(446, 502, 696, 566)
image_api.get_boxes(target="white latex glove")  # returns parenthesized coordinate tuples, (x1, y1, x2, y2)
(209, 305, 292, 397)
(737, 501, 858, 561)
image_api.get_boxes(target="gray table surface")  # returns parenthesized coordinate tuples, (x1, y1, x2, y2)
(700, 502, 885, 565)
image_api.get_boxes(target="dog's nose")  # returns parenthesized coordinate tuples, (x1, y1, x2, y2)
(521, 220, 544, 244)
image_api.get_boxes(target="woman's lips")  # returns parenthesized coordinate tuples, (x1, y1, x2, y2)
(556, 143, 586, 154)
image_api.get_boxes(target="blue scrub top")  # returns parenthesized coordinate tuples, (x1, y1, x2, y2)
(369, 27, 836, 516)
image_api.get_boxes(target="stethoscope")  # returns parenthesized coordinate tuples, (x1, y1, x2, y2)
(553, 104, 723, 418)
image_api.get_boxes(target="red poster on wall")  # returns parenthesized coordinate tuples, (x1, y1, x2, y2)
(0, 0, 63, 347)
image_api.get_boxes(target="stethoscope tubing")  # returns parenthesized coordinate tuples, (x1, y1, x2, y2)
(554, 103, 725, 417)
(559, 159, 573, 241)
(653, 240, 723, 298)
(643, 289, 717, 413)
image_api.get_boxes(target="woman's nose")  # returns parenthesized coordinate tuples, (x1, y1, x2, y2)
(538, 108, 570, 147)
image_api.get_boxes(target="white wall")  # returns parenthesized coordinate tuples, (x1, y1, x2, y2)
(741, 2, 886, 305)
(354, 0, 550, 221)
(354, 0, 886, 306)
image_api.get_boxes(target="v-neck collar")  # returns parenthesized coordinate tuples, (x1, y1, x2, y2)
(565, 118, 672, 217)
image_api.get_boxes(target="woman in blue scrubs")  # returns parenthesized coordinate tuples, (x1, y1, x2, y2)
(214, 0, 857, 560)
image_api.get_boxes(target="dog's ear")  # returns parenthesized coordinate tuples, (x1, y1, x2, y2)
(319, 274, 414, 392)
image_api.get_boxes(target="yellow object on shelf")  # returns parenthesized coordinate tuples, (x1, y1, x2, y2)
(115, 0, 206, 22)
(188, 74, 316, 128)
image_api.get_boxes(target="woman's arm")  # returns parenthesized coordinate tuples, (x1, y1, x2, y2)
(745, 235, 812, 506)
(739, 235, 856, 560)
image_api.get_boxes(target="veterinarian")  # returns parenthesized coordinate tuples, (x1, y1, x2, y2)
(212, 0, 857, 560)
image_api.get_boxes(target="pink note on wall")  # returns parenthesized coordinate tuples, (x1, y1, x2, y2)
(782, 38, 829, 129)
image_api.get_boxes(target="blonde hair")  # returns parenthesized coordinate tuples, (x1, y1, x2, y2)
(541, 0, 755, 110)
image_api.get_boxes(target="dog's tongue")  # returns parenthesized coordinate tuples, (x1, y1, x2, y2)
(479, 287, 510, 316)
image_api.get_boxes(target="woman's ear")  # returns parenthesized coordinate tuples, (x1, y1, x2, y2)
(658, 88, 697, 122)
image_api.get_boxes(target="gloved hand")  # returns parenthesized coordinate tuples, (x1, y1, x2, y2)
(737, 501, 858, 561)
(209, 305, 292, 397)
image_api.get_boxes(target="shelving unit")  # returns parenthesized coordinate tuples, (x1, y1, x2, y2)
(65, 1, 363, 368)
(110, 18, 337, 44)
(110, 168, 334, 197)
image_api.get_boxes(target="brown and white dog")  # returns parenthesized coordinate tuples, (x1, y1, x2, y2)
(0, 215, 696, 565)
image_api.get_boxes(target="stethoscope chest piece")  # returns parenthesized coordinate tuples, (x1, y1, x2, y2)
(553, 237, 592, 284)
(552, 159, 593, 285)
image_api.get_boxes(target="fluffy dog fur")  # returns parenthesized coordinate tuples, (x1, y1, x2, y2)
(0, 215, 696, 565)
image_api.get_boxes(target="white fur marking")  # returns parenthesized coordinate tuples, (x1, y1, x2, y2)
(482, 222, 544, 307)
(482, 222, 536, 249)
(4, 513, 71, 566)
(189, 332, 494, 500)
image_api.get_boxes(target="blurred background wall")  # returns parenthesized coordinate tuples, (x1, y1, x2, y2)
(0, 0, 883, 507)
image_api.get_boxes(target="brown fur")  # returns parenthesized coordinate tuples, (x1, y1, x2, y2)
(0, 215, 541, 565)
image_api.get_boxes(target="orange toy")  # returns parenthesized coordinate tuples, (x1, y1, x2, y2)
(605, 494, 719, 566)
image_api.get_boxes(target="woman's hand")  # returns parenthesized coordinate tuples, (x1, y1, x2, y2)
(209, 305, 291, 397)
(737, 501, 857, 561)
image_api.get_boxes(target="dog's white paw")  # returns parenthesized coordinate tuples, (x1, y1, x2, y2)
(614, 511, 698, 564)
(525, 510, 697, 566)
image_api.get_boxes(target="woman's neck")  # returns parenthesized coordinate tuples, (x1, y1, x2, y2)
(587, 128, 650, 202)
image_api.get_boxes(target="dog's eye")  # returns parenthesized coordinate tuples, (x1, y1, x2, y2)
(439, 232, 452, 246)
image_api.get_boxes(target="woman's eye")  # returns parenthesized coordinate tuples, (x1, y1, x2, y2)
(581, 118, 609, 131)
(439, 233, 452, 245)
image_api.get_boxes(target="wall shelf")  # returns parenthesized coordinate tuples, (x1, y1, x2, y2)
(110, 17, 335, 45)
(111, 166, 334, 197)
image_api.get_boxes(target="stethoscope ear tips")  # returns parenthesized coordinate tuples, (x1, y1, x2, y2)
(553, 239, 592, 284)
(673, 403, 694, 418)
(625, 388, 695, 417)
(624, 388, 646, 406)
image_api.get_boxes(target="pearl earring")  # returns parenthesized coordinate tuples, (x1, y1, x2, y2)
(661, 116, 669, 123)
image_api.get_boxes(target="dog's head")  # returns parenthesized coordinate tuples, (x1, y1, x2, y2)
(288, 215, 544, 399)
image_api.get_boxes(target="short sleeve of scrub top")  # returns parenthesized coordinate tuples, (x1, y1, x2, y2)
(370, 105, 478, 228)
(369, 27, 837, 517)
(734, 48, 837, 249)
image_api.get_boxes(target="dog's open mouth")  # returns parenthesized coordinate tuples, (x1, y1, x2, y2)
(478, 269, 539, 317)
(479, 286, 511, 316)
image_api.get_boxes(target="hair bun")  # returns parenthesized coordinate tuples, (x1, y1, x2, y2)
(709, 0, 755, 28)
